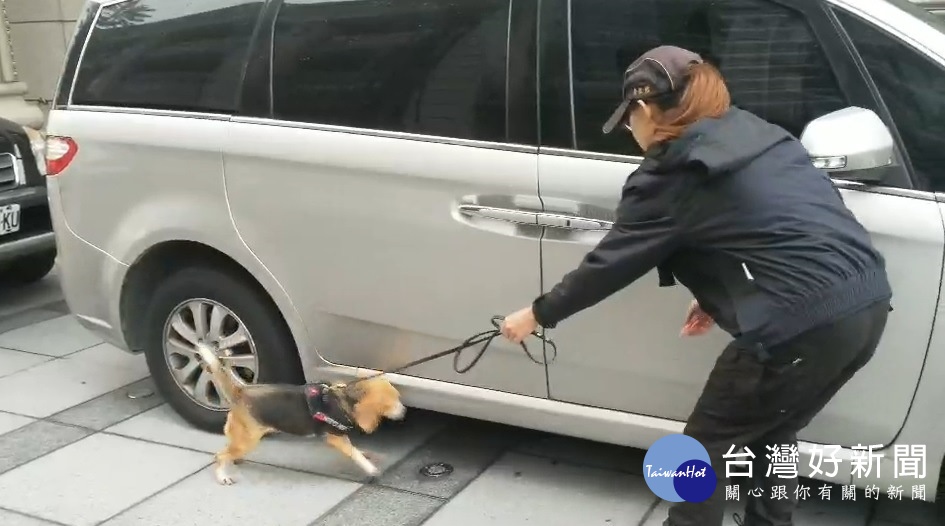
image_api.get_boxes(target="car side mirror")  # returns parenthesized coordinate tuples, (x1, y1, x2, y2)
(799, 107, 894, 183)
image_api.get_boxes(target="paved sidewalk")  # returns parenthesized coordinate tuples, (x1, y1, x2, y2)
(0, 276, 941, 526)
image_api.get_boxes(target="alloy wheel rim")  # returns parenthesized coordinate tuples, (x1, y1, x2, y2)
(162, 298, 259, 411)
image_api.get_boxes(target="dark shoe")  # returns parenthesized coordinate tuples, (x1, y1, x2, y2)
(733, 513, 745, 526)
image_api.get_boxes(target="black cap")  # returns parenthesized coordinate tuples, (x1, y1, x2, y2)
(601, 45, 704, 134)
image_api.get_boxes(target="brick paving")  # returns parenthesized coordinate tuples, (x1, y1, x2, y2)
(0, 272, 940, 526)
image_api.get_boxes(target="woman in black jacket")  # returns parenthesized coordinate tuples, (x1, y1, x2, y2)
(500, 45, 892, 526)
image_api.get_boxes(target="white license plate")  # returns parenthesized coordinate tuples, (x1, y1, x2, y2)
(0, 204, 20, 236)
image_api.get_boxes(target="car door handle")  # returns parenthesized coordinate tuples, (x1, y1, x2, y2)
(536, 212, 612, 231)
(457, 204, 539, 225)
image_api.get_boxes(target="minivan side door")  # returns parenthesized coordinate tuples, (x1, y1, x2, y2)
(223, 0, 549, 397)
(536, 0, 944, 449)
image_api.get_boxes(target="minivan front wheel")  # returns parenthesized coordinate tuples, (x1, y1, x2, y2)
(141, 266, 304, 433)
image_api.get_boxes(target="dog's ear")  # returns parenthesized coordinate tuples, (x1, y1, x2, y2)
(352, 400, 382, 433)
(349, 378, 396, 433)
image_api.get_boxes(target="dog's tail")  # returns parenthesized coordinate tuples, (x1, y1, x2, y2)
(195, 346, 244, 404)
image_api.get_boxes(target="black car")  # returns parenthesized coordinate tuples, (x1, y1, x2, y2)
(0, 116, 55, 286)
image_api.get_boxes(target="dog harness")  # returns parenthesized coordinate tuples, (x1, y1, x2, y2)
(304, 383, 356, 433)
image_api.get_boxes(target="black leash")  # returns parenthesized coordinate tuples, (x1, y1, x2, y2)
(343, 315, 556, 388)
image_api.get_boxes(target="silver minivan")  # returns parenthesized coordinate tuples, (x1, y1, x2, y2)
(46, 0, 945, 498)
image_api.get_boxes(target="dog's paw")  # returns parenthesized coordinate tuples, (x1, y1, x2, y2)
(351, 449, 380, 477)
(215, 467, 236, 486)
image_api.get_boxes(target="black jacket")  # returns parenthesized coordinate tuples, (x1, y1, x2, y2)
(531, 107, 892, 352)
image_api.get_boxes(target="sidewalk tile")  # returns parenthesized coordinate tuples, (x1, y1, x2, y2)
(0, 315, 102, 357)
(422, 452, 655, 526)
(0, 348, 51, 378)
(0, 508, 62, 526)
(107, 405, 447, 481)
(0, 412, 35, 436)
(103, 404, 225, 453)
(312, 486, 442, 526)
(0, 343, 148, 417)
(0, 309, 63, 337)
(50, 378, 164, 431)
(0, 433, 210, 526)
(515, 434, 647, 475)
(642, 486, 871, 525)
(0, 421, 92, 475)
(377, 419, 521, 498)
(43, 301, 71, 315)
(874, 496, 943, 525)
(102, 462, 359, 526)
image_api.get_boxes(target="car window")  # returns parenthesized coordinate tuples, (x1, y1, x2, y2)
(569, 0, 848, 157)
(834, 9, 945, 193)
(271, 0, 510, 143)
(71, 0, 264, 113)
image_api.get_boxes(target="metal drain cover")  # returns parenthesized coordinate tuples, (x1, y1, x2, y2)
(419, 462, 454, 478)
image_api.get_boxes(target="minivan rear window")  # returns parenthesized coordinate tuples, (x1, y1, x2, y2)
(271, 0, 511, 143)
(70, 0, 264, 113)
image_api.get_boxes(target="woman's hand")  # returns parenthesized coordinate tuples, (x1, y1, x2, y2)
(681, 299, 714, 336)
(501, 306, 539, 344)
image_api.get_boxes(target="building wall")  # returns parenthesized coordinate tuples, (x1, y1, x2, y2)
(6, 0, 84, 111)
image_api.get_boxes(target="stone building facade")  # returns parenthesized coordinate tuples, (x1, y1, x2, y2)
(0, 0, 941, 129)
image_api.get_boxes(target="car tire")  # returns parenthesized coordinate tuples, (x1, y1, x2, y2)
(2, 250, 56, 285)
(142, 265, 304, 433)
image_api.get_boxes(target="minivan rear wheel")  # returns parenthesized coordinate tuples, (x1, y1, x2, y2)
(141, 265, 304, 433)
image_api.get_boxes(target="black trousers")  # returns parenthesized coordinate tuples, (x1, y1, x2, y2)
(664, 299, 890, 526)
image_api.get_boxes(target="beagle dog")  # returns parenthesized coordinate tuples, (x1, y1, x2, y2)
(195, 345, 406, 485)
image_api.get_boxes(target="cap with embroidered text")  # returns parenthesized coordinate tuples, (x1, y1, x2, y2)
(601, 45, 704, 134)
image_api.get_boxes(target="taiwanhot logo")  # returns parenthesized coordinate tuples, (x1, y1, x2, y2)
(643, 434, 718, 503)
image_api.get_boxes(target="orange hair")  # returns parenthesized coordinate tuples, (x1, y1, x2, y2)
(650, 63, 731, 144)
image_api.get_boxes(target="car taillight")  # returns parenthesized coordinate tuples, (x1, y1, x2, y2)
(45, 136, 78, 177)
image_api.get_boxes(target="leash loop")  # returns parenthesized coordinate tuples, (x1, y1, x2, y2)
(345, 315, 556, 387)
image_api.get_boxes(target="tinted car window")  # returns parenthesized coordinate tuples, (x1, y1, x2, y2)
(72, 0, 264, 113)
(835, 9, 945, 192)
(570, 0, 847, 156)
(272, 0, 510, 143)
